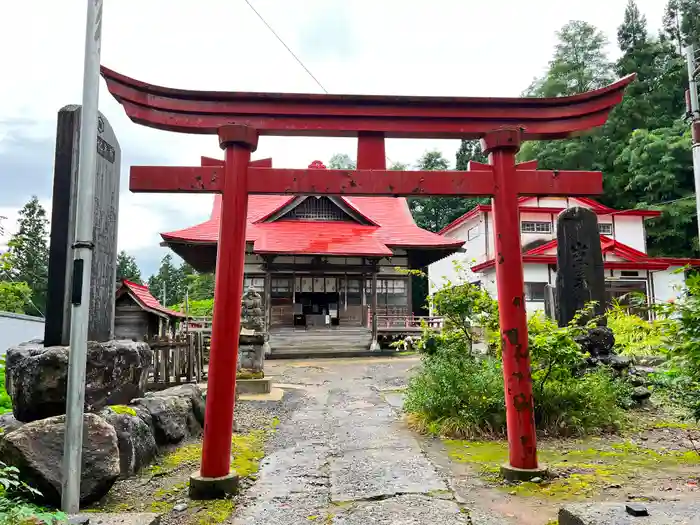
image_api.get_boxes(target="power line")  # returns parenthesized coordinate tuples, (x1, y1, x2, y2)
(242, 0, 328, 94)
(241, 0, 399, 167)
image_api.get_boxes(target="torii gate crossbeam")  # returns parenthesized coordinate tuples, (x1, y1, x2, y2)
(101, 66, 634, 496)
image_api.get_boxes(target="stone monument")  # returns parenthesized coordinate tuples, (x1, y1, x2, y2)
(237, 287, 271, 394)
(44, 105, 121, 346)
(555, 207, 615, 360)
(555, 207, 606, 327)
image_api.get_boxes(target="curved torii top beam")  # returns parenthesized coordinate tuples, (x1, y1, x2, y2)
(100, 66, 635, 140)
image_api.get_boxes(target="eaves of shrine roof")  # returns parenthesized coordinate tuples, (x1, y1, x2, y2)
(470, 235, 700, 273)
(438, 198, 661, 236)
(159, 194, 464, 257)
(116, 279, 186, 319)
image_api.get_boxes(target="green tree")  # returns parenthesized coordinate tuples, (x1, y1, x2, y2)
(1, 197, 49, 316)
(526, 20, 613, 97)
(407, 150, 479, 233)
(148, 254, 185, 306)
(455, 140, 487, 170)
(181, 262, 215, 301)
(0, 281, 32, 314)
(618, 0, 647, 52)
(613, 122, 698, 256)
(116, 250, 143, 283)
(662, 0, 700, 53)
(328, 153, 356, 169)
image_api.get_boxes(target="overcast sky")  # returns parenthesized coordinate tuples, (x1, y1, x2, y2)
(0, 0, 666, 277)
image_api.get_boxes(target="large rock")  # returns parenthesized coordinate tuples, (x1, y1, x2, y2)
(0, 413, 23, 434)
(100, 406, 158, 478)
(145, 384, 205, 426)
(0, 414, 119, 506)
(132, 395, 200, 446)
(5, 340, 152, 422)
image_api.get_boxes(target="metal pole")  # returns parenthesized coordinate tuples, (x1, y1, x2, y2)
(687, 44, 700, 249)
(61, 0, 103, 514)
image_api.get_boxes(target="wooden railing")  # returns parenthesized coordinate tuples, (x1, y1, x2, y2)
(146, 333, 206, 390)
(374, 315, 444, 330)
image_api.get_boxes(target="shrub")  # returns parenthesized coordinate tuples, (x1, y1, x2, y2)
(404, 349, 505, 438)
(654, 273, 700, 418)
(607, 301, 667, 357)
(405, 306, 632, 438)
(0, 357, 12, 415)
(0, 462, 66, 524)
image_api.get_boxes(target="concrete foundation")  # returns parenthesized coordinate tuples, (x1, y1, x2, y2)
(500, 463, 548, 482)
(189, 470, 240, 499)
(236, 378, 272, 395)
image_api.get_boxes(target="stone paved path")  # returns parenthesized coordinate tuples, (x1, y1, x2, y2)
(231, 357, 503, 525)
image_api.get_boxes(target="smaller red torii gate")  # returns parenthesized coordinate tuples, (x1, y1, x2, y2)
(102, 66, 634, 494)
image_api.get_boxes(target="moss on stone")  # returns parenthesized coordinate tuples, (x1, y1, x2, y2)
(109, 405, 137, 416)
(445, 439, 700, 501)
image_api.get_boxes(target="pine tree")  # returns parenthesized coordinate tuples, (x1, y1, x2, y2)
(148, 254, 185, 306)
(2, 196, 49, 316)
(617, 0, 647, 52)
(455, 140, 487, 170)
(116, 251, 143, 283)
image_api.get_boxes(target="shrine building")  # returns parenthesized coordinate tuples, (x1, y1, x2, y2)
(159, 162, 463, 355)
(429, 196, 700, 317)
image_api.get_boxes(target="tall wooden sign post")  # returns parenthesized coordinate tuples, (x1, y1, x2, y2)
(101, 67, 634, 493)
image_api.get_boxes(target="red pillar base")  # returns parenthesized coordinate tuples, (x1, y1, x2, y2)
(188, 470, 240, 500)
(500, 464, 548, 482)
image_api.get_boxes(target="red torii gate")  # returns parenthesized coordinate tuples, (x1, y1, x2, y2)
(101, 66, 634, 493)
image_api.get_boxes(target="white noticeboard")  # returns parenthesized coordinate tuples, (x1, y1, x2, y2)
(313, 277, 325, 292)
(325, 277, 337, 292)
(302, 277, 313, 293)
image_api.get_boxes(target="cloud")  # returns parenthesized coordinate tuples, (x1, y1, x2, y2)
(295, 1, 357, 61)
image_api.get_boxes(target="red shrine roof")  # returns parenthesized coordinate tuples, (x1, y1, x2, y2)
(439, 197, 662, 235)
(116, 280, 185, 319)
(471, 235, 700, 273)
(162, 193, 463, 258)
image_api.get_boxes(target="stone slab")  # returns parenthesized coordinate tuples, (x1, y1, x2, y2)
(333, 494, 471, 524)
(236, 378, 272, 395)
(559, 502, 700, 525)
(238, 386, 285, 402)
(330, 447, 446, 502)
(71, 513, 160, 525)
(45, 106, 121, 345)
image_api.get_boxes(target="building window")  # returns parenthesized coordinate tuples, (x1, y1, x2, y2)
(521, 221, 552, 234)
(524, 282, 547, 301)
(467, 226, 480, 241)
(620, 270, 639, 277)
(365, 278, 408, 306)
(243, 277, 265, 291)
(598, 223, 613, 235)
(280, 196, 351, 221)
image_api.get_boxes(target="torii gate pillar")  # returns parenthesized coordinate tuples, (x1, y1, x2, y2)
(483, 129, 543, 480)
(191, 125, 257, 497)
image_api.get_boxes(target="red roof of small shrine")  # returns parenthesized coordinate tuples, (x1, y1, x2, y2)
(161, 194, 463, 257)
(439, 197, 662, 235)
(471, 235, 700, 272)
(117, 280, 186, 318)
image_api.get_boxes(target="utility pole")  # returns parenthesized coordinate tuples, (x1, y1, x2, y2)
(686, 42, 700, 248)
(61, 0, 103, 514)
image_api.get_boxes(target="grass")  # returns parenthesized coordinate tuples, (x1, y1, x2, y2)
(444, 438, 700, 501)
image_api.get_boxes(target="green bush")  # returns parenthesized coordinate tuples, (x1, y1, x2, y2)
(607, 301, 667, 357)
(0, 461, 66, 524)
(654, 273, 700, 419)
(405, 306, 632, 438)
(0, 357, 12, 415)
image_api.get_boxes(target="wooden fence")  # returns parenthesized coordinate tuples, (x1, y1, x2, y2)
(146, 332, 207, 390)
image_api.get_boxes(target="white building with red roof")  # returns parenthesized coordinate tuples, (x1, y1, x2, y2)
(159, 162, 463, 352)
(429, 196, 700, 315)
